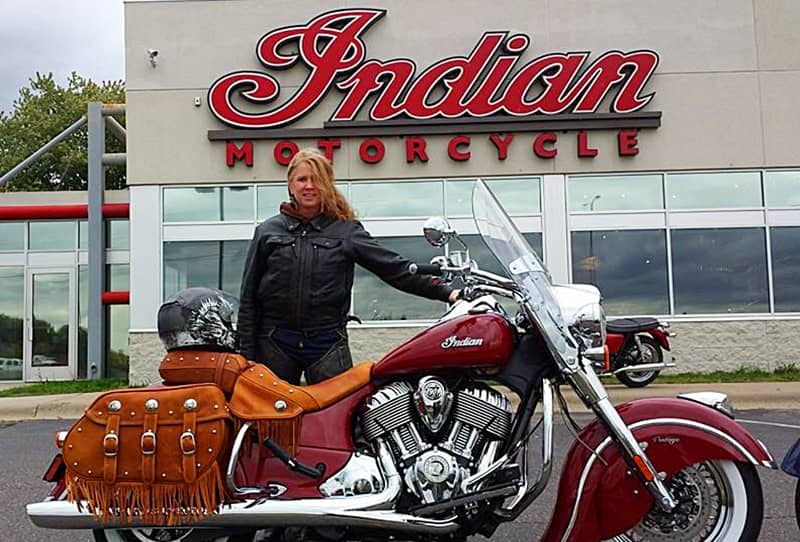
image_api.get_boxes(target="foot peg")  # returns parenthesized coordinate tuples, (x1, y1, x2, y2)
(262, 437, 325, 479)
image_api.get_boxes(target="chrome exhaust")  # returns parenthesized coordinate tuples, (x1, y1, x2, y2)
(611, 362, 675, 375)
(27, 439, 461, 535)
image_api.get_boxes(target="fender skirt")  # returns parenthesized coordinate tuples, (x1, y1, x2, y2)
(540, 397, 774, 542)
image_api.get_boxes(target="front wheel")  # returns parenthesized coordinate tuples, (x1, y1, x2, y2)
(615, 336, 662, 388)
(613, 460, 763, 542)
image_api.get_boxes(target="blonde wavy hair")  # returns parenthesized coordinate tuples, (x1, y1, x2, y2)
(287, 148, 355, 221)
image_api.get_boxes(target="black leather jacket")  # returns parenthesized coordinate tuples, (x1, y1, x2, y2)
(237, 210, 453, 360)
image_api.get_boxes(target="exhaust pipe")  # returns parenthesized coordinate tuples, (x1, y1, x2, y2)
(26, 500, 460, 534)
(612, 362, 676, 375)
(27, 440, 461, 535)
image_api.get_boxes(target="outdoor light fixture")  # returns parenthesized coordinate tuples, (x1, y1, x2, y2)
(147, 48, 159, 67)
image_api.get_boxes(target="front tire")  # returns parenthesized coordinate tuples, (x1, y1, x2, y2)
(614, 460, 763, 542)
(615, 336, 662, 388)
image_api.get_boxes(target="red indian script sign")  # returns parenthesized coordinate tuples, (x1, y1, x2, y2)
(208, 8, 659, 129)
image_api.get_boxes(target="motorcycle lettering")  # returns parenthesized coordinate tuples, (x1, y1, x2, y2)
(440, 335, 484, 349)
(652, 436, 681, 446)
(209, 9, 659, 129)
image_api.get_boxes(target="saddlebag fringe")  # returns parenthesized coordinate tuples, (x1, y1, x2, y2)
(66, 462, 225, 525)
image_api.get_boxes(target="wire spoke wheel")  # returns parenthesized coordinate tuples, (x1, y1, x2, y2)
(611, 460, 763, 542)
(93, 528, 256, 542)
(616, 336, 662, 388)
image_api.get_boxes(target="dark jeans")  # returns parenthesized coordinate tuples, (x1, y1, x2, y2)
(255, 326, 353, 385)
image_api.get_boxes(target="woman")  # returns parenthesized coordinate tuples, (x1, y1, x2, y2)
(238, 148, 459, 385)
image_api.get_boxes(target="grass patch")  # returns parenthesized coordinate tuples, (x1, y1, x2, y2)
(603, 364, 800, 385)
(0, 379, 128, 398)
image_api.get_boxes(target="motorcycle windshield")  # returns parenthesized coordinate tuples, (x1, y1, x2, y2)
(472, 180, 578, 362)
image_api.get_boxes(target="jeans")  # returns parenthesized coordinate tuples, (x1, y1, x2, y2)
(255, 326, 353, 385)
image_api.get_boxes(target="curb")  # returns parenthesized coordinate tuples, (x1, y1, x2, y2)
(0, 382, 798, 423)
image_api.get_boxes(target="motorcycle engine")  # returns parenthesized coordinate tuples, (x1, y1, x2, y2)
(360, 377, 512, 505)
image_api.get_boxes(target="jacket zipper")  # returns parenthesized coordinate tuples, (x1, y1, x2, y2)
(294, 227, 308, 330)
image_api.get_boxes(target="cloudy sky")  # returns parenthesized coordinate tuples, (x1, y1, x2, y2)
(0, 0, 124, 115)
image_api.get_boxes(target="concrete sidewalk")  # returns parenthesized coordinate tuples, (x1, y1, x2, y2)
(0, 382, 798, 423)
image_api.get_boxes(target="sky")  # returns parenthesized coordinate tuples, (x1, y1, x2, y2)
(0, 0, 125, 115)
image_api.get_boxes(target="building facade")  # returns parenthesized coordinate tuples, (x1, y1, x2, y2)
(112, 0, 800, 382)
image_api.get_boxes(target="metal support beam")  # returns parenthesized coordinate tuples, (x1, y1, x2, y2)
(101, 104, 126, 117)
(87, 103, 106, 380)
(102, 153, 127, 167)
(105, 116, 126, 142)
(0, 116, 87, 188)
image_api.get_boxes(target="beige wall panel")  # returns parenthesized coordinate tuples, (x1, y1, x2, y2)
(760, 71, 800, 166)
(754, 0, 800, 70)
(547, 0, 757, 73)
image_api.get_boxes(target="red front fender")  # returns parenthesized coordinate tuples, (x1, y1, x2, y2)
(541, 397, 774, 542)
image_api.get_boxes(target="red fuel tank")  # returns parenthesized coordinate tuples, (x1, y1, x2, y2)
(372, 312, 514, 378)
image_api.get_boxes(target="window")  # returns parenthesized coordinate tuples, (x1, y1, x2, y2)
(0, 267, 24, 380)
(163, 240, 249, 299)
(671, 228, 768, 314)
(257, 185, 288, 220)
(108, 220, 130, 249)
(109, 264, 130, 291)
(29, 221, 76, 250)
(571, 230, 669, 315)
(771, 227, 800, 312)
(107, 305, 129, 379)
(447, 178, 541, 217)
(0, 223, 24, 251)
(666, 172, 762, 210)
(351, 181, 443, 218)
(353, 236, 444, 320)
(765, 171, 800, 208)
(569, 175, 663, 212)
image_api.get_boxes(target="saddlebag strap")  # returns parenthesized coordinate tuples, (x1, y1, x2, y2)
(103, 414, 120, 484)
(141, 413, 158, 483)
(181, 411, 198, 484)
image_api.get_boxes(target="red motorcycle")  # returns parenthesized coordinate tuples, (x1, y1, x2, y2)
(599, 317, 676, 387)
(28, 181, 775, 542)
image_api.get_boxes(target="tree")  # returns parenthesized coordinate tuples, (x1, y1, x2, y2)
(0, 72, 126, 191)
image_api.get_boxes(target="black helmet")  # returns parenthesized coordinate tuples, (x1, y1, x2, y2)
(158, 287, 239, 352)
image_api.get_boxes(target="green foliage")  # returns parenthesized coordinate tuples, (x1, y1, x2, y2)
(0, 378, 128, 397)
(0, 72, 125, 192)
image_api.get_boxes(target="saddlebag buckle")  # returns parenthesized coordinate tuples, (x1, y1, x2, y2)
(103, 433, 119, 457)
(140, 430, 157, 455)
(180, 430, 197, 455)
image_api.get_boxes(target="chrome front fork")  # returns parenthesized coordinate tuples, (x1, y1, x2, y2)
(568, 361, 677, 512)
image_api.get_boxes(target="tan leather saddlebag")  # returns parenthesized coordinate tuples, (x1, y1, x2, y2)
(63, 384, 229, 524)
(158, 350, 251, 395)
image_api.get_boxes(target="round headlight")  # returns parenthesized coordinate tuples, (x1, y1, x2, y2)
(573, 303, 606, 348)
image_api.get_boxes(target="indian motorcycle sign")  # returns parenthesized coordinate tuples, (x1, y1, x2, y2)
(208, 8, 661, 166)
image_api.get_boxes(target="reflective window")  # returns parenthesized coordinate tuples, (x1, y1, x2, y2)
(257, 185, 287, 221)
(671, 228, 768, 314)
(163, 187, 220, 222)
(351, 181, 443, 218)
(666, 172, 762, 209)
(569, 175, 663, 212)
(107, 305, 129, 380)
(222, 186, 254, 221)
(79, 221, 87, 249)
(108, 264, 130, 291)
(571, 230, 669, 315)
(765, 171, 800, 208)
(163, 240, 249, 300)
(354, 237, 444, 320)
(31, 272, 70, 367)
(78, 265, 88, 378)
(0, 267, 24, 380)
(108, 220, 129, 249)
(29, 221, 76, 250)
(447, 178, 540, 217)
(0, 223, 24, 251)
(771, 227, 800, 312)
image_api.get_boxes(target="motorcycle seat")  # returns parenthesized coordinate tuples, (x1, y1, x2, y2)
(299, 361, 374, 411)
(606, 317, 660, 334)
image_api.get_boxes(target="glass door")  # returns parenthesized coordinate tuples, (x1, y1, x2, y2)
(24, 269, 76, 381)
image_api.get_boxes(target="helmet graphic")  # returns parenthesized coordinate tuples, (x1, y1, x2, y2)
(157, 287, 239, 352)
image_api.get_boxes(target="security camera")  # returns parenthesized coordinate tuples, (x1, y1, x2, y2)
(147, 48, 159, 67)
